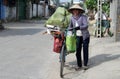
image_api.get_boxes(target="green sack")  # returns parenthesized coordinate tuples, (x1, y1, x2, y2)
(66, 31, 76, 53)
(46, 13, 65, 26)
(45, 7, 72, 28)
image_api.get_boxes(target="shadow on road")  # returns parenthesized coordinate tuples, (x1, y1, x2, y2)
(67, 53, 120, 68)
(0, 28, 44, 37)
(89, 54, 120, 68)
(61, 53, 120, 79)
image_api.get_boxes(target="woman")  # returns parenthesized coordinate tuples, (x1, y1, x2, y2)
(68, 4, 90, 70)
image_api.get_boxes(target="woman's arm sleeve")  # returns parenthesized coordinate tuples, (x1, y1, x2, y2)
(80, 16, 88, 30)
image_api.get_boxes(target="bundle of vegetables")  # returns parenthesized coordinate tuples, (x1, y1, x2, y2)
(45, 7, 72, 28)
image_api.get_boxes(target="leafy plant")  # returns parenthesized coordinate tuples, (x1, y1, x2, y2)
(85, 0, 110, 14)
(102, 2, 110, 15)
(85, 0, 97, 10)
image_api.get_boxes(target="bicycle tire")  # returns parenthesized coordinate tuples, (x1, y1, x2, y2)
(60, 43, 65, 78)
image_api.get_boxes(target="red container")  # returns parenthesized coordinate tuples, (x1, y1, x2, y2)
(53, 36, 63, 53)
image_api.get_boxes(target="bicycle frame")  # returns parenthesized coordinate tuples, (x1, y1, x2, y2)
(59, 31, 67, 78)
(46, 25, 67, 78)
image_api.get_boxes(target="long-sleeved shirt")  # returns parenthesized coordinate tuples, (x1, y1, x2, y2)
(68, 14, 90, 40)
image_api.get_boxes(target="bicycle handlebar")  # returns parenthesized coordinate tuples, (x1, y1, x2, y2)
(66, 27, 80, 31)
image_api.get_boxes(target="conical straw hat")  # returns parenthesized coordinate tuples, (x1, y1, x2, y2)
(68, 4, 85, 13)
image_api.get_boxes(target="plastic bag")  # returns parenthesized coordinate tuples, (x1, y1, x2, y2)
(66, 31, 76, 53)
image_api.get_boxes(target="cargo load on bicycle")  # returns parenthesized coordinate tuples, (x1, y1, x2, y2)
(45, 7, 72, 29)
(45, 6, 72, 53)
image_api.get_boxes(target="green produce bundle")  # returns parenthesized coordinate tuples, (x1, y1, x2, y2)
(45, 7, 72, 28)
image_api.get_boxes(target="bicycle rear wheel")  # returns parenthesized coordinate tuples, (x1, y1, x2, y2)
(60, 43, 66, 78)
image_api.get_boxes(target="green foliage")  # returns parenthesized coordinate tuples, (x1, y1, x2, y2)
(85, 0, 97, 10)
(102, 2, 110, 15)
(85, 0, 110, 14)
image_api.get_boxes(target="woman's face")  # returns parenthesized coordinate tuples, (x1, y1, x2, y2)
(72, 9, 80, 16)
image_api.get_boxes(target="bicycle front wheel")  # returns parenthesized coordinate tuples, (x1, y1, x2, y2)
(60, 43, 66, 78)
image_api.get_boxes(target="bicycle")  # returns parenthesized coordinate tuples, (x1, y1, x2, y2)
(59, 31, 66, 78)
(51, 30, 66, 78)
(46, 25, 67, 78)
(46, 25, 76, 78)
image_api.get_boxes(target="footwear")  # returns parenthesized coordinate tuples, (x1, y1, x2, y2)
(83, 66, 89, 70)
(109, 33, 113, 37)
(75, 66, 82, 71)
(108, 31, 114, 37)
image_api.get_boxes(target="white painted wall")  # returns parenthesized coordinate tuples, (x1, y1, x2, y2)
(33, 4, 37, 17)
(4, 2, 49, 20)
(38, 5, 43, 16)
(5, 6, 16, 20)
(32, 4, 49, 17)
(45, 5, 49, 17)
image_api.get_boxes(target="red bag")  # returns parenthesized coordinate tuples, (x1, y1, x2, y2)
(53, 34, 64, 53)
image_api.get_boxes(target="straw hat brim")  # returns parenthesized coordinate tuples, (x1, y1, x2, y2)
(68, 4, 85, 13)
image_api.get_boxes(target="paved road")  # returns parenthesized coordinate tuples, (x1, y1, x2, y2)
(0, 22, 61, 79)
(0, 22, 120, 79)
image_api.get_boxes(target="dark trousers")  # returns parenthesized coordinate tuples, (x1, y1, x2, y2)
(76, 36, 90, 67)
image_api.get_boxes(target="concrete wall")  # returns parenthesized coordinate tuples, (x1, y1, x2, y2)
(110, 0, 120, 41)
(116, 0, 120, 41)
(110, 0, 118, 41)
